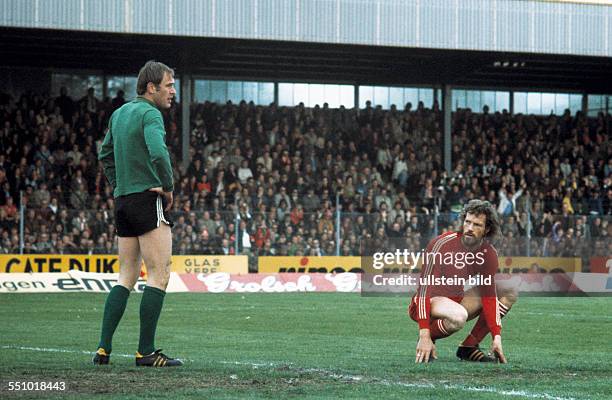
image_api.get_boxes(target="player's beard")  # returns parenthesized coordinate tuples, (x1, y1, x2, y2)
(461, 233, 482, 249)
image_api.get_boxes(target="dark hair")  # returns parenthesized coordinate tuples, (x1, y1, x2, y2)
(458, 199, 501, 239)
(137, 60, 174, 95)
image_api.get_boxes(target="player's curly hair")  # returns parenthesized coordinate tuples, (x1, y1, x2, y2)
(458, 199, 501, 240)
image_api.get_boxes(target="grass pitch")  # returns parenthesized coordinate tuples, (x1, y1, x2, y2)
(0, 293, 610, 399)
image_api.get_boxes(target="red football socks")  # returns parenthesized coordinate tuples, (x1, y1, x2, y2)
(429, 318, 452, 340)
(462, 302, 510, 347)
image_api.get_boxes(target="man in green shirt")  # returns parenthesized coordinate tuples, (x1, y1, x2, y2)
(93, 60, 182, 367)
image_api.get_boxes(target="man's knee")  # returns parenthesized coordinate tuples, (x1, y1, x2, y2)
(499, 287, 518, 307)
(444, 307, 468, 332)
(147, 259, 171, 289)
(117, 262, 141, 290)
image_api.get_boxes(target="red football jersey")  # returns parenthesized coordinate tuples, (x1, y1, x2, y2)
(411, 231, 502, 337)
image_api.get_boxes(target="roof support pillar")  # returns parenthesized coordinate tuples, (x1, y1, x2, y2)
(442, 84, 452, 175)
(180, 73, 192, 172)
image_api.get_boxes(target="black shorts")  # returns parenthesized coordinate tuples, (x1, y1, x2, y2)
(115, 191, 174, 237)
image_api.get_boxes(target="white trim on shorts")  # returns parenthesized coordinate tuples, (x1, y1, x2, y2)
(156, 195, 170, 227)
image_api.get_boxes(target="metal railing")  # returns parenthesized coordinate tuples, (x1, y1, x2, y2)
(5, 201, 609, 268)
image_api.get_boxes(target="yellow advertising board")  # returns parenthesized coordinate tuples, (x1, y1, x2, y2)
(170, 255, 248, 274)
(497, 257, 581, 273)
(0, 255, 119, 273)
(258, 256, 362, 273)
(0, 255, 248, 274)
(259, 256, 582, 273)
(2, 254, 578, 275)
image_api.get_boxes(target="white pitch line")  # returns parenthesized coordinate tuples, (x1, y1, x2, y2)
(1, 346, 580, 400)
(521, 312, 612, 319)
(0, 345, 196, 362)
(0, 345, 132, 358)
(215, 360, 580, 400)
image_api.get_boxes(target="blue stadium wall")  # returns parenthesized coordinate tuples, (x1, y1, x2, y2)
(1, 0, 611, 58)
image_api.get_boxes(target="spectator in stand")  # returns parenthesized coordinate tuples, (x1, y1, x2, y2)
(111, 90, 126, 111)
(0, 88, 609, 262)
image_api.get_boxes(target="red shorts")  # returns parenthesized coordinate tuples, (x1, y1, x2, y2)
(408, 295, 464, 323)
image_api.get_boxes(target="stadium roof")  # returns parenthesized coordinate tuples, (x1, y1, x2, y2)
(2, 27, 612, 93)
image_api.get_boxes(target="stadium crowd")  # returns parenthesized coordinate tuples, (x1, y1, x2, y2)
(0, 88, 610, 270)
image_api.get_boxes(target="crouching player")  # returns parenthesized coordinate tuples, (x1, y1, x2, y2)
(409, 200, 518, 363)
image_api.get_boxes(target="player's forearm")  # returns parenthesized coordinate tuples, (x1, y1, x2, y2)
(481, 296, 502, 338)
(146, 138, 174, 192)
(151, 157, 174, 192)
(489, 326, 501, 338)
(101, 162, 116, 189)
(417, 319, 430, 330)
(144, 113, 174, 191)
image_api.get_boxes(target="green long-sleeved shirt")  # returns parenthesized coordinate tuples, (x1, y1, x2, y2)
(99, 97, 174, 197)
